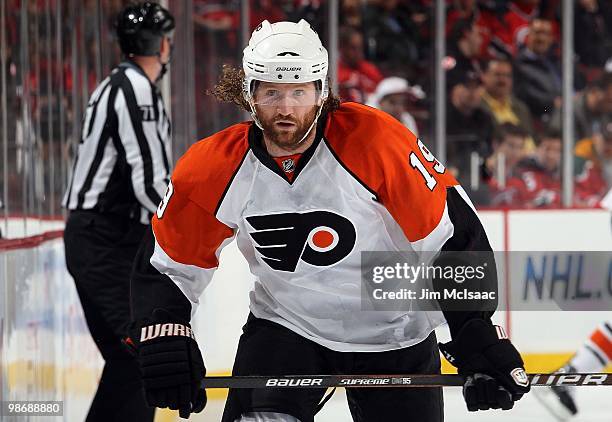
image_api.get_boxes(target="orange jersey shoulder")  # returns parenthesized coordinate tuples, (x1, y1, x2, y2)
(325, 102, 458, 242)
(172, 122, 251, 215)
(150, 123, 248, 268)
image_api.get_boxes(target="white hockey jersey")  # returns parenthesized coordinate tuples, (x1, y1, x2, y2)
(145, 102, 483, 352)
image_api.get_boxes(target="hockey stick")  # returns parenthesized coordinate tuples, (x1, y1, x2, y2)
(201, 373, 611, 389)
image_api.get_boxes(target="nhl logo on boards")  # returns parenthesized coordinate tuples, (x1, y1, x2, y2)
(246, 210, 357, 272)
(282, 158, 295, 173)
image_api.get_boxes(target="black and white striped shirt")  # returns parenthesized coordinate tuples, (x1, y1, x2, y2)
(63, 61, 171, 224)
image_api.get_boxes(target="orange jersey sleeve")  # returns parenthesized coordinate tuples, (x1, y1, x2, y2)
(131, 123, 250, 322)
(325, 102, 458, 243)
(326, 104, 498, 336)
(152, 123, 250, 268)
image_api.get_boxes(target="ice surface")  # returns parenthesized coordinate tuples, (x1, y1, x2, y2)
(195, 386, 612, 421)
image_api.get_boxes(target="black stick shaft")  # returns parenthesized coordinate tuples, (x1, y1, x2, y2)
(201, 373, 611, 389)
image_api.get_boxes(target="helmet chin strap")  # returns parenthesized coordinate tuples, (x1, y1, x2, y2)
(296, 102, 324, 145)
(155, 43, 173, 82)
(248, 100, 264, 130)
(155, 54, 170, 82)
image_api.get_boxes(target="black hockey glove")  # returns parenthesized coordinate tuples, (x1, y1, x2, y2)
(438, 318, 530, 412)
(126, 309, 207, 419)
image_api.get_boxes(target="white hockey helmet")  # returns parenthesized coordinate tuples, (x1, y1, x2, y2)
(242, 19, 329, 105)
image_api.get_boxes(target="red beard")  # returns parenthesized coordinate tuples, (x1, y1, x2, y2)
(257, 106, 318, 151)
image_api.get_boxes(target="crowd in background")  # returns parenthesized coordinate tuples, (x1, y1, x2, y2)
(165, 0, 612, 208)
(1, 0, 612, 222)
(0, 0, 126, 220)
(328, 0, 612, 208)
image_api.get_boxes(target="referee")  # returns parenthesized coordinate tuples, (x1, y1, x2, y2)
(62, 3, 174, 420)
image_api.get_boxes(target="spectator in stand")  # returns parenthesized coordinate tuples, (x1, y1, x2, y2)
(250, 0, 286, 32)
(485, 123, 529, 205)
(575, 159, 611, 207)
(362, 0, 421, 74)
(193, 1, 238, 34)
(490, 0, 540, 57)
(574, 122, 612, 205)
(604, 0, 612, 40)
(446, 0, 479, 31)
(337, 26, 383, 103)
(340, 0, 364, 30)
(575, 0, 611, 68)
(445, 18, 483, 89)
(367, 76, 423, 136)
(446, 0, 497, 59)
(402, 0, 430, 64)
(446, 71, 495, 199)
(193, 0, 242, 132)
(480, 58, 535, 141)
(514, 17, 585, 121)
(489, 121, 608, 208)
(548, 75, 612, 141)
(604, 69, 612, 114)
(288, 0, 327, 35)
(497, 129, 563, 208)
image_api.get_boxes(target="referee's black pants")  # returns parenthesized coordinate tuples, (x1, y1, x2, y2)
(64, 210, 154, 422)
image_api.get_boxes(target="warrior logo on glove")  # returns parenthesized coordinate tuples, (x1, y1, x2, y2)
(140, 322, 196, 342)
(246, 210, 356, 272)
(511, 368, 529, 388)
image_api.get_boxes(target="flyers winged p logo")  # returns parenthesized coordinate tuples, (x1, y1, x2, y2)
(246, 210, 357, 272)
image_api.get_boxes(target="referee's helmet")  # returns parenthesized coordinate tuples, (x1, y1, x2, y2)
(115, 2, 175, 57)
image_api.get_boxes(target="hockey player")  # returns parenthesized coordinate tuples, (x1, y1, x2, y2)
(534, 321, 612, 420)
(535, 192, 612, 420)
(127, 20, 530, 420)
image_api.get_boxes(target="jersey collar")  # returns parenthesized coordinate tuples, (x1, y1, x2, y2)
(118, 60, 159, 91)
(248, 112, 329, 185)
